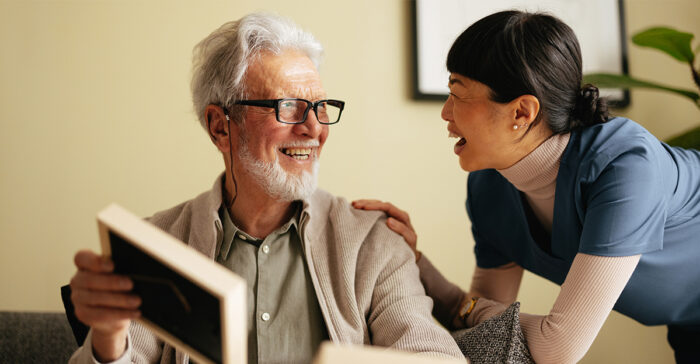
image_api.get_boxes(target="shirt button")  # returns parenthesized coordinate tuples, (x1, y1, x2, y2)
(238, 234, 247, 241)
(261, 312, 270, 321)
(262, 245, 270, 254)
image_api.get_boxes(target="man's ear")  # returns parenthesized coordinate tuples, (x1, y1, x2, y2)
(512, 95, 540, 125)
(205, 104, 237, 153)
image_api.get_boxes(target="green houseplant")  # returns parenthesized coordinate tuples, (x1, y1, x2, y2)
(583, 27, 700, 149)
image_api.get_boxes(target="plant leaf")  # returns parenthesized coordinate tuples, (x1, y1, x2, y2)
(666, 125, 700, 149)
(632, 27, 695, 63)
(583, 73, 699, 104)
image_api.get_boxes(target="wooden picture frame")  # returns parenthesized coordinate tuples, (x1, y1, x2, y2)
(312, 342, 465, 364)
(412, 0, 630, 107)
(97, 204, 247, 364)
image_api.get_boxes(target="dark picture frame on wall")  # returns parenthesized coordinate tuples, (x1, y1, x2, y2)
(412, 0, 630, 107)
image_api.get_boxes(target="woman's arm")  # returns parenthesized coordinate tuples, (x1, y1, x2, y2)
(415, 256, 466, 328)
(417, 256, 524, 329)
(469, 262, 523, 304)
(412, 233, 638, 362)
(469, 253, 640, 364)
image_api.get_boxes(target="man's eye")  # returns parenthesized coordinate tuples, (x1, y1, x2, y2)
(281, 101, 295, 108)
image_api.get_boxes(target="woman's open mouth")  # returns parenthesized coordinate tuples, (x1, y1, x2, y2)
(449, 130, 466, 155)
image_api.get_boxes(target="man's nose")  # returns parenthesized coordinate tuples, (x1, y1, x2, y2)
(293, 110, 323, 138)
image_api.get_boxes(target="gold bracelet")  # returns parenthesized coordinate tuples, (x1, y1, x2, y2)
(458, 297, 479, 323)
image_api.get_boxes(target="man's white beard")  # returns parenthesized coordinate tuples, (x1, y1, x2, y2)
(238, 135, 319, 202)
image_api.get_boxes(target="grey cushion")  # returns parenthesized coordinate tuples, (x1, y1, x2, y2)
(451, 302, 534, 364)
(0, 311, 78, 363)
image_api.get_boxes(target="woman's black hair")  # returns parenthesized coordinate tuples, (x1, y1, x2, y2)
(446, 10, 609, 133)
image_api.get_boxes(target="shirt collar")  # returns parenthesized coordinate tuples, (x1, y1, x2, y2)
(218, 201, 305, 261)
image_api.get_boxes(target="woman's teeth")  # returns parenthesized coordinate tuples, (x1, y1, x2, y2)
(448, 131, 466, 145)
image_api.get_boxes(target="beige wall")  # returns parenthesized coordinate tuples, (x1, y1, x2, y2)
(1, 0, 697, 362)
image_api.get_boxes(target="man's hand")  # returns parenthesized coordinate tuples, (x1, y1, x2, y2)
(70, 250, 141, 361)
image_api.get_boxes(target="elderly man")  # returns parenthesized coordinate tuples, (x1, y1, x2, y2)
(68, 13, 463, 364)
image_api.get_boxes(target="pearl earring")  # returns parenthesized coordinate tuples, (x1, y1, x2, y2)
(513, 124, 519, 130)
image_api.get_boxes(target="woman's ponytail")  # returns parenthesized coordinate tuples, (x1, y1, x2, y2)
(572, 84, 609, 127)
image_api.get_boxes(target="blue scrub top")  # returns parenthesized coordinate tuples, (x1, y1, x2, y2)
(467, 117, 700, 327)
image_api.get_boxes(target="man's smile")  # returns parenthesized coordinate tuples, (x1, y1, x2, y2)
(281, 147, 313, 160)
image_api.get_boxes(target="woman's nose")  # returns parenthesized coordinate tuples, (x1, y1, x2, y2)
(441, 96, 453, 122)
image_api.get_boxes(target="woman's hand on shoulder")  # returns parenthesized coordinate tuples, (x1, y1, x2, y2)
(352, 199, 419, 257)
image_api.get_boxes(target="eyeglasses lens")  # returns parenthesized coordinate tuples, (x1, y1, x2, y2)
(278, 100, 341, 124)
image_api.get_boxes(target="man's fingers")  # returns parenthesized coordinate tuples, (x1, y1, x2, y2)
(74, 250, 113, 272)
(71, 270, 133, 292)
(74, 305, 140, 329)
(72, 289, 141, 309)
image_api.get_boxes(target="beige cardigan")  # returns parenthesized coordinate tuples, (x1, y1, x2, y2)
(70, 176, 463, 363)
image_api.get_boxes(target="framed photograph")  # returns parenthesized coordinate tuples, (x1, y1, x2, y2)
(97, 204, 247, 364)
(412, 0, 630, 107)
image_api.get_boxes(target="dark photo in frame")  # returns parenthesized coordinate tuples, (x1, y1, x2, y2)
(97, 204, 247, 364)
(412, 0, 630, 107)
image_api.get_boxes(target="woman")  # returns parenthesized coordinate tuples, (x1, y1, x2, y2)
(353, 10, 700, 364)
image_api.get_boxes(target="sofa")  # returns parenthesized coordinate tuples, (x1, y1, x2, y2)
(0, 287, 534, 364)
(0, 311, 77, 363)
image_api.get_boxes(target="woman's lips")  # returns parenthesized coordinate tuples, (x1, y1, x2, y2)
(454, 137, 466, 155)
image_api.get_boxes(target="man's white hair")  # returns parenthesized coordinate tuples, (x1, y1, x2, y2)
(190, 12, 323, 128)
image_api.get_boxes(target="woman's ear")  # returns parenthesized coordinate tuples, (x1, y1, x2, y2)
(513, 95, 540, 125)
(205, 104, 235, 153)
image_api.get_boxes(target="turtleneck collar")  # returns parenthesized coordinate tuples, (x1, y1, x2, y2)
(497, 133, 571, 200)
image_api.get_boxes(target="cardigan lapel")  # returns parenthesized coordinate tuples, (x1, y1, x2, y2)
(186, 173, 225, 259)
(300, 190, 341, 342)
(177, 174, 224, 364)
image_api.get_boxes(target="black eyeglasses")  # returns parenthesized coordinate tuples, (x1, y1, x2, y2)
(234, 98, 345, 124)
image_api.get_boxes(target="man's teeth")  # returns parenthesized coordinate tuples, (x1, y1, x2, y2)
(449, 132, 461, 138)
(283, 148, 312, 160)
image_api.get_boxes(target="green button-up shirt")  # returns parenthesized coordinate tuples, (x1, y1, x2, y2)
(216, 204, 328, 364)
